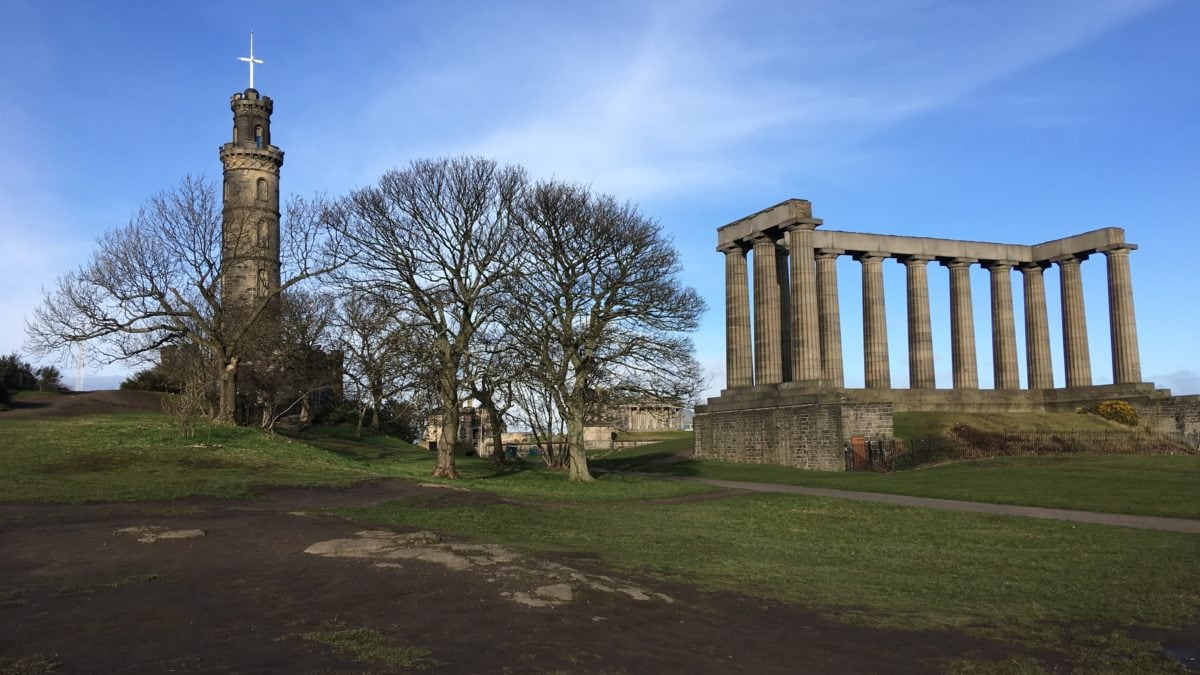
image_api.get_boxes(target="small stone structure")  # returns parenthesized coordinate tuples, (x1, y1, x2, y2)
(694, 199, 1200, 468)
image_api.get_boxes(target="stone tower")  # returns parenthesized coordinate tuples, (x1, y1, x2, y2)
(219, 88, 284, 321)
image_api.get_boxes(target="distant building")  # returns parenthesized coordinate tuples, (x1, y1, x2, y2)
(421, 404, 507, 455)
(612, 401, 685, 432)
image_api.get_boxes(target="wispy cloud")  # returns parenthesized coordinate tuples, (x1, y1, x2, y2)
(344, 0, 1165, 200)
(1149, 370, 1200, 396)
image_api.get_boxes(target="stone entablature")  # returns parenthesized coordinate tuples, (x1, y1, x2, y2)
(717, 199, 1128, 264)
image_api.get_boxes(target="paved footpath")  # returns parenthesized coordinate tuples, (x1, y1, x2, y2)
(620, 472, 1200, 534)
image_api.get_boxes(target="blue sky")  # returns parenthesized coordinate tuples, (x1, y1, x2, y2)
(1, 0, 1197, 395)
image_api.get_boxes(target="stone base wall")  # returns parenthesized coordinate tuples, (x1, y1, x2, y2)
(694, 394, 893, 471)
(1134, 395, 1200, 447)
(695, 382, 1200, 470)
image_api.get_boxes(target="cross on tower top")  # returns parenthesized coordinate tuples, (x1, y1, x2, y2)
(238, 32, 264, 89)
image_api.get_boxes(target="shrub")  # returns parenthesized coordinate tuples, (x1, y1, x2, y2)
(1095, 400, 1138, 426)
(121, 366, 181, 393)
(0, 353, 37, 391)
(35, 366, 66, 392)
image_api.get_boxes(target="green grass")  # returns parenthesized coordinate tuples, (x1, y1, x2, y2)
(613, 429, 694, 442)
(595, 441, 1200, 519)
(293, 429, 713, 502)
(592, 435, 693, 460)
(340, 491, 1200, 632)
(295, 621, 436, 670)
(0, 414, 374, 502)
(9, 390, 66, 402)
(0, 414, 708, 504)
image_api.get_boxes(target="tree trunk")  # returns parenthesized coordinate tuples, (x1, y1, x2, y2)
(217, 357, 239, 424)
(355, 402, 367, 439)
(483, 399, 506, 465)
(566, 403, 593, 482)
(370, 379, 383, 433)
(432, 372, 460, 478)
(299, 394, 311, 424)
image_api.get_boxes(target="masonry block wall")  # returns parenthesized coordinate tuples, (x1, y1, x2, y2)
(1135, 395, 1200, 446)
(695, 400, 894, 471)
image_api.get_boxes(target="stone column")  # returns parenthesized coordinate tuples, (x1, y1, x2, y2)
(901, 256, 935, 389)
(752, 234, 783, 385)
(1019, 263, 1054, 390)
(944, 258, 978, 389)
(722, 243, 753, 388)
(815, 248, 844, 386)
(1105, 245, 1142, 384)
(785, 225, 822, 381)
(776, 243, 793, 382)
(858, 252, 890, 389)
(987, 261, 1020, 390)
(1056, 254, 1092, 388)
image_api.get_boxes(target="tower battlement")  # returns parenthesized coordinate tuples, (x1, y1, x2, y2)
(229, 88, 272, 106)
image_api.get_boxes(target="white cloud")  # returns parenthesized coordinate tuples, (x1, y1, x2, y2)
(1149, 370, 1200, 396)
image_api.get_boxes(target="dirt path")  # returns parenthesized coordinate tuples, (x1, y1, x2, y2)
(607, 472, 1200, 534)
(0, 480, 1043, 673)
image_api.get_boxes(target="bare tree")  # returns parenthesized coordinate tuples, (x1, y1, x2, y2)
(245, 288, 342, 430)
(507, 181, 706, 481)
(25, 176, 346, 423)
(334, 288, 432, 438)
(509, 380, 569, 469)
(331, 157, 525, 478)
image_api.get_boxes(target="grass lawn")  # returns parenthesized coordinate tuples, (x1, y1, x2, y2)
(0, 413, 706, 504)
(340, 492, 1200, 629)
(340, 487, 1200, 672)
(294, 428, 712, 502)
(0, 414, 376, 502)
(595, 440, 1200, 519)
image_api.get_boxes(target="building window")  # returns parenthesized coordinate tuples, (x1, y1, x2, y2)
(233, 126, 238, 143)
(254, 125, 263, 148)
(256, 219, 268, 247)
(256, 178, 267, 201)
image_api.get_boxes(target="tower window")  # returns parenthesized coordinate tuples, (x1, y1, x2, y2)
(254, 125, 263, 148)
(233, 126, 238, 143)
(256, 178, 267, 201)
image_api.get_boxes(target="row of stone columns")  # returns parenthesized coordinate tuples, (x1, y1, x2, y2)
(723, 239, 1142, 391)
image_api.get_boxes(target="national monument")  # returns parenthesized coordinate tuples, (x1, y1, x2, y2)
(693, 199, 1200, 469)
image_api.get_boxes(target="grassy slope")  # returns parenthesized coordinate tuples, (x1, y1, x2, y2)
(0, 414, 375, 502)
(893, 411, 1127, 439)
(0, 414, 705, 503)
